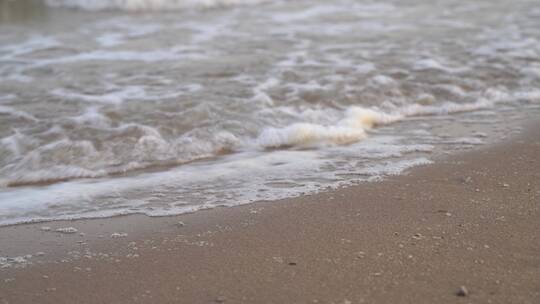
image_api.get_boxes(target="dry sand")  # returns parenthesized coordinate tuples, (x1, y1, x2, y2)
(0, 122, 539, 304)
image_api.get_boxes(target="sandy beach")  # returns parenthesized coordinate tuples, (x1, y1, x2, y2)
(2, 1, 540, 303)
(0, 121, 538, 304)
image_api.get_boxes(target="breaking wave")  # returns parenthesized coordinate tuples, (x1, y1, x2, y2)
(257, 98, 494, 148)
(0, 96, 500, 188)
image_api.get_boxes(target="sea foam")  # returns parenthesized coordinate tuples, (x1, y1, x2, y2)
(1, 0, 539, 226)
(257, 98, 495, 149)
(45, 0, 269, 11)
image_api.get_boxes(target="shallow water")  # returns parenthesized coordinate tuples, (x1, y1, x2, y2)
(0, 0, 539, 225)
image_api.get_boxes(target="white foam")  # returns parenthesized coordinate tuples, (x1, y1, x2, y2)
(52, 87, 147, 105)
(257, 107, 400, 148)
(0, 94, 16, 102)
(413, 59, 448, 71)
(412, 58, 468, 73)
(0, 36, 60, 60)
(0, 106, 37, 121)
(56, 227, 78, 234)
(0, 255, 32, 269)
(271, 5, 341, 23)
(70, 107, 112, 127)
(0, 141, 440, 226)
(257, 123, 367, 148)
(357, 157, 433, 179)
(0, 166, 108, 188)
(370, 75, 396, 86)
(444, 137, 484, 145)
(0, 123, 243, 187)
(111, 232, 128, 238)
(257, 98, 495, 149)
(36, 49, 199, 65)
(398, 98, 494, 116)
(251, 77, 280, 106)
(45, 0, 269, 11)
(95, 23, 161, 47)
(514, 90, 540, 102)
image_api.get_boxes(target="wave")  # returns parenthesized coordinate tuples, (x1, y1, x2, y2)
(44, 0, 270, 11)
(257, 98, 494, 148)
(0, 87, 519, 188)
(0, 129, 240, 188)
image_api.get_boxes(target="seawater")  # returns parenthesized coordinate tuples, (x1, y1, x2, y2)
(0, 0, 539, 225)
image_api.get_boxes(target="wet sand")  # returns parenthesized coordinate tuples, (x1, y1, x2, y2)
(1, 122, 539, 304)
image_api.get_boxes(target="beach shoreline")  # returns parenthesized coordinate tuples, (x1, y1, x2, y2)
(1, 120, 539, 304)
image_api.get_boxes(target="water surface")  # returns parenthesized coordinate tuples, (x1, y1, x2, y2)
(1, 0, 539, 225)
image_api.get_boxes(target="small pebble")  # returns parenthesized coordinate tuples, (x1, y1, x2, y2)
(456, 286, 469, 297)
(412, 233, 423, 239)
(215, 296, 227, 303)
